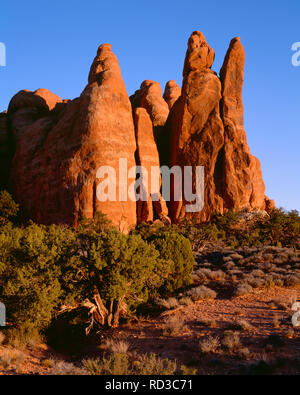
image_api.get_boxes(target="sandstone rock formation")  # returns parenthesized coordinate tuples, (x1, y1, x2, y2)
(163, 80, 181, 110)
(220, 37, 267, 212)
(9, 44, 137, 232)
(0, 112, 11, 190)
(3, 32, 274, 230)
(166, 31, 273, 223)
(130, 80, 169, 141)
(130, 80, 171, 173)
(168, 31, 225, 222)
(8, 88, 62, 145)
(134, 107, 169, 224)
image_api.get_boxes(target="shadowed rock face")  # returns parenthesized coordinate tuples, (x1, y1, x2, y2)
(130, 80, 171, 174)
(0, 112, 11, 190)
(9, 44, 137, 232)
(4, 32, 274, 230)
(130, 80, 169, 141)
(134, 107, 169, 224)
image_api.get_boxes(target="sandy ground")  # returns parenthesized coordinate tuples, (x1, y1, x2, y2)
(1, 286, 299, 375)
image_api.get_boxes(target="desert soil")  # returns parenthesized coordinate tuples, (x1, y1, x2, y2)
(1, 286, 299, 375)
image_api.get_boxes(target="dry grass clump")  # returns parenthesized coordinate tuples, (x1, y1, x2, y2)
(209, 270, 226, 281)
(248, 277, 266, 288)
(180, 365, 198, 375)
(50, 361, 87, 375)
(285, 274, 300, 287)
(199, 336, 220, 355)
(133, 353, 177, 375)
(101, 338, 130, 354)
(224, 261, 236, 271)
(178, 296, 193, 306)
(229, 253, 244, 262)
(163, 316, 189, 336)
(41, 358, 55, 368)
(6, 328, 42, 350)
(222, 331, 241, 351)
(0, 349, 25, 370)
(186, 286, 217, 301)
(251, 269, 265, 277)
(234, 283, 253, 297)
(230, 319, 254, 332)
(193, 268, 212, 283)
(82, 352, 177, 375)
(238, 347, 251, 359)
(157, 297, 179, 310)
(223, 256, 234, 263)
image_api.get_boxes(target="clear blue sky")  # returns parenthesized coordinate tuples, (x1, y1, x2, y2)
(0, 0, 299, 211)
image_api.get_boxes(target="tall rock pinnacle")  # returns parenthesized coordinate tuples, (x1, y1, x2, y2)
(10, 44, 137, 232)
(169, 31, 225, 222)
(220, 37, 273, 211)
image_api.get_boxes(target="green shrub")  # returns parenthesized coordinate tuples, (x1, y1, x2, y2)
(147, 230, 194, 294)
(0, 213, 165, 336)
(176, 209, 300, 249)
(0, 211, 180, 335)
(0, 222, 76, 337)
(69, 223, 166, 328)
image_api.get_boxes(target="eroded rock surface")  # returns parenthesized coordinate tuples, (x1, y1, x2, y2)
(134, 107, 169, 223)
(220, 37, 267, 211)
(3, 32, 274, 230)
(10, 44, 137, 232)
(168, 31, 225, 222)
(163, 80, 181, 110)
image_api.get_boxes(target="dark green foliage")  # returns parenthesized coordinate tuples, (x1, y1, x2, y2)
(0, 206, 178, 338)
(177, 209, 300, 249)
(0, 191, 298, 348)
(176, 218, 225, 250)
(72, 221, 166, 313)
(147, 230, 194, 294)
(254, 209, 300, 247)
(0, 222, 76, 335)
